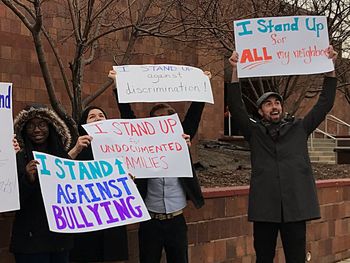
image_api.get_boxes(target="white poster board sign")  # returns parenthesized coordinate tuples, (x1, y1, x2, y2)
(33, 152, 150, 233)
(0, 83, 20, 213)
(234, 16, 334, 77)
(83, 114, 193, 178)
(113, 64, 213, 104)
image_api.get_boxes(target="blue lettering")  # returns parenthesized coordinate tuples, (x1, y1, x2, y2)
(0, 85, 11, 109)
(57, 184, 70, 204)
(108, 179, 123, 198)
(77, 184, 91, 203)
(117, 177, 131, 195)
(84, 183, 101, 202)
(96, 181, 113, 199)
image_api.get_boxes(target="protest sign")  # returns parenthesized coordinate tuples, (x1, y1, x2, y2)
(82, 114, 193, 178)
(234, 16, 334, 77)
(33, 152, 150, 233)
(0, 83, 20, 213)
(113, 64, 213, 104)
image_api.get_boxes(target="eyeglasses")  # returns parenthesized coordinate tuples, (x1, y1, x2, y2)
(25, 121, 48, 131)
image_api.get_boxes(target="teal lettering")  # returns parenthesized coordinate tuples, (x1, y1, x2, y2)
(115, 159, 126, 175)
(87, 161, 104, 179)
(55, 158, 65, 179)
(100, 160, 113, 177)
(79, 162, 92, 180)
(63, 160, 76, 180)
(236, 20, 253, 36)
(34, 153, 51, 176)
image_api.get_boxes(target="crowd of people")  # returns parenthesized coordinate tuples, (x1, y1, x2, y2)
(7, 44, 338, 263)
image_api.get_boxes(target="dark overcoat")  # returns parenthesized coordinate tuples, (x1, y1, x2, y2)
(227, 77, 337, 222)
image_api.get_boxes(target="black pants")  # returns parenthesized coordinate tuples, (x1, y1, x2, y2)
(253, 221, 306, 263)
(138, 214, 188, 263)
(14, 251, 69, 263)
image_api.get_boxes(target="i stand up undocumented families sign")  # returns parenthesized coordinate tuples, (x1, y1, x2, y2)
(0, 83, 20, 213)
(234, 16, 334, 77)
(113, 64, 213, 104)
(83, 114, 192, 178)
(33, 152, 150, 233)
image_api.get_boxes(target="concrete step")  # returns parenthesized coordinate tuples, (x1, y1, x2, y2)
(310, 156, 336, 163)
(307, 138, 337, 163)
(307, 142, 335, 147)
(309, 151, 336, 156)
(308, 138, 335, 142)
(308, 147, 335, 152)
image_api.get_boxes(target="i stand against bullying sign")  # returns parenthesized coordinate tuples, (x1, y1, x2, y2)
(33, 152, 150, 233)
(0, 83, 20, 213)
(234, 16, 334, 77)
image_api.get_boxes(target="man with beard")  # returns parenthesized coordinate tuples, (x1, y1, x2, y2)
(227, 46, 337, 263)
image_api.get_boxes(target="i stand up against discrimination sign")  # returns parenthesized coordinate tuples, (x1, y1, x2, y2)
(0, 83, 20, 213)
(234, 16, 334, 78)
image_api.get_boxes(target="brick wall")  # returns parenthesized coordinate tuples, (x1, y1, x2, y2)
(1, 179, 350, 263)
(0, 2, 225, 143)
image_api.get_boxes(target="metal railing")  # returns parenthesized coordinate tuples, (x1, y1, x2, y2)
(325, 114, 350, 135)
(309, 128, 335, 150)
(310, 115, 350, 151)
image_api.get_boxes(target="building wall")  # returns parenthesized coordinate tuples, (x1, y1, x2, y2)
(1, 180, 350, 263)
(0, 3, 224, 142)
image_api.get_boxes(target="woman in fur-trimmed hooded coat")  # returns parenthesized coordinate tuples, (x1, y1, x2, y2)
(10, 104, 73, 263)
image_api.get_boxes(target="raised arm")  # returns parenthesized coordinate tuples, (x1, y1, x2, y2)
(108, 70, 136, 119)
(181, 71, 211, 139)
(182, 102, 205, 139)
(302, 46, 338, 135)
(226, 52, 253, 140)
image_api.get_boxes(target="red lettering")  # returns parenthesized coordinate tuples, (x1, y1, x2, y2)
(263, 47, 272, 60)
(111, 122, 123, 135)
(91, 123, 107, 134)
(240, 47, 272, 63)
(240, 49, 254, 63)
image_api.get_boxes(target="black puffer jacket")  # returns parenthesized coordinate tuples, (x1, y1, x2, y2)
(10, 105, 73, 254)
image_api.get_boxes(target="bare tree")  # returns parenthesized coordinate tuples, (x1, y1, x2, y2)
(168, 0, 350, 115)
(1, 0, 204, 139)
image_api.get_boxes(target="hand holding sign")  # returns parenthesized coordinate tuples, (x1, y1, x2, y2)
(25, 159, 39, 184)
(13, 135, 20, 153)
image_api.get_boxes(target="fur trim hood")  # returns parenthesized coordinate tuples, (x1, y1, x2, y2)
(14, 105, 72, 151)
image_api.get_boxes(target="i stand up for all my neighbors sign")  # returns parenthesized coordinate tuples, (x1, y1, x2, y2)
(234, 16, 334, 77)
